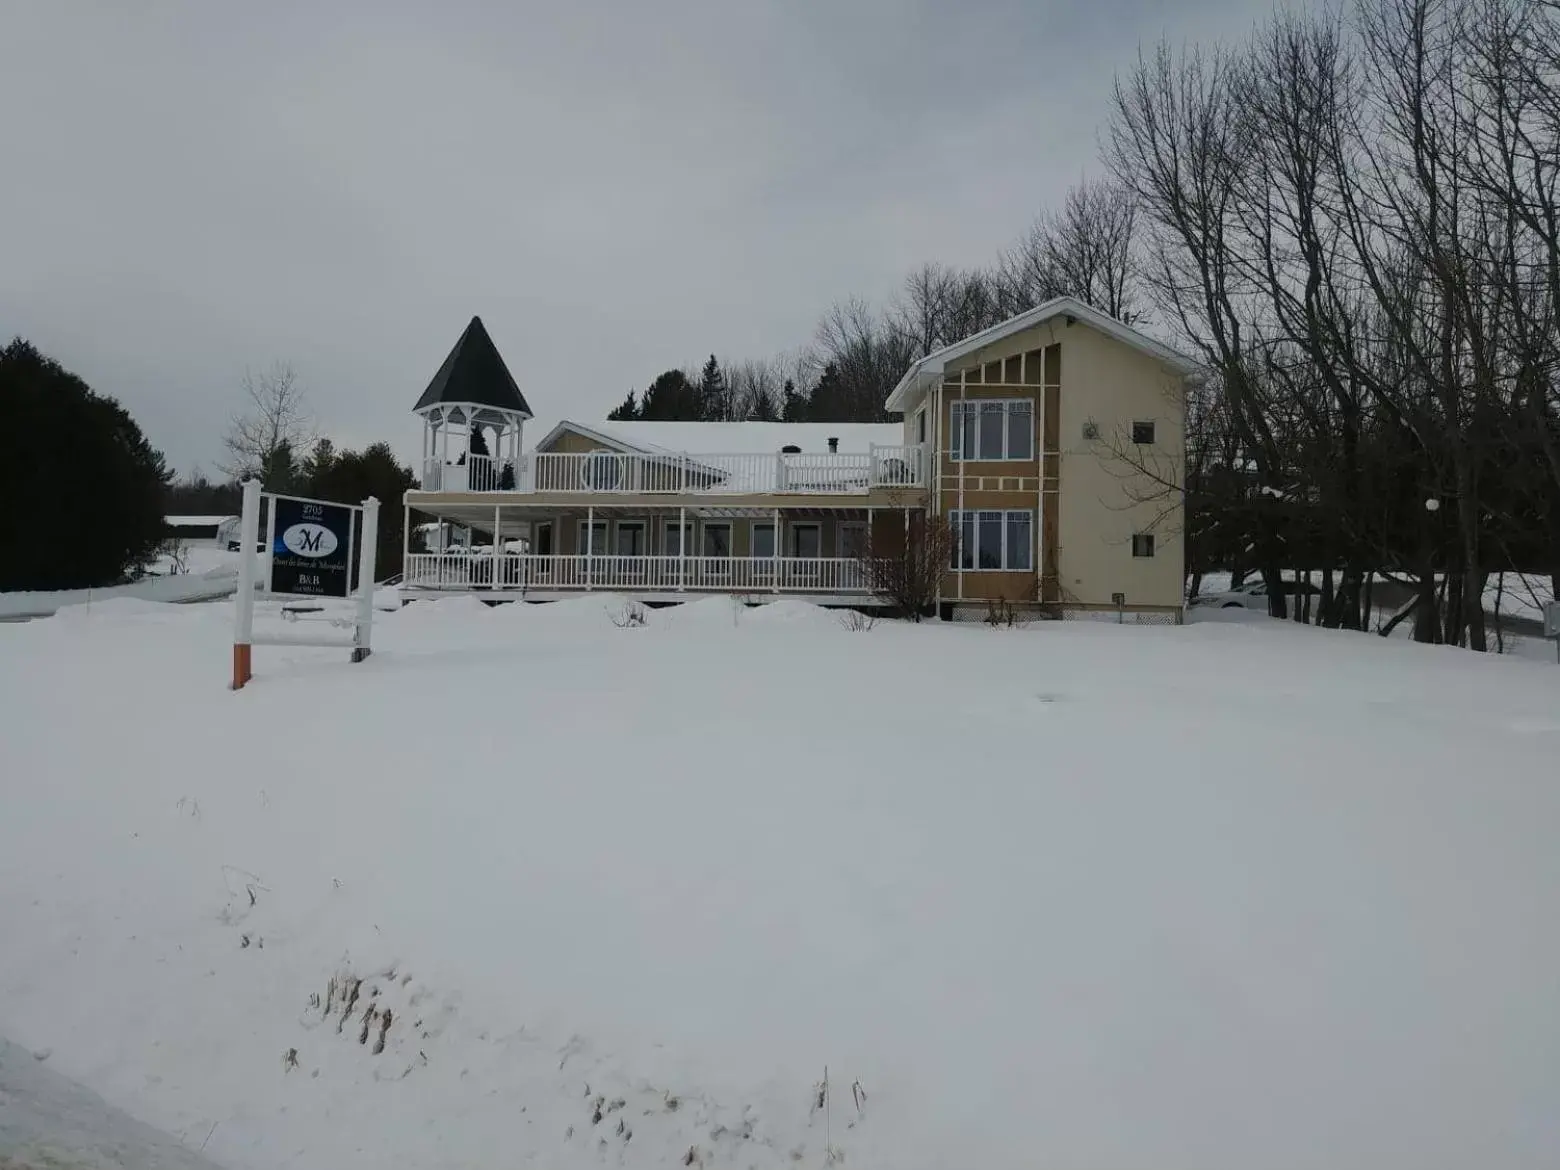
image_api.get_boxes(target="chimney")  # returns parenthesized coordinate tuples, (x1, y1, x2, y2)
(827, 436, 839, 454)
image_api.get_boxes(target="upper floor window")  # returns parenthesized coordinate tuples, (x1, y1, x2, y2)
(1132, 420, 1157, 445)
(950, 399, 1034, 461)
(916, 408, 927, 444)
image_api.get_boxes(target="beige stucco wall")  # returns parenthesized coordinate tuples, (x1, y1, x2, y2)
(1052, 323, 1185, 609)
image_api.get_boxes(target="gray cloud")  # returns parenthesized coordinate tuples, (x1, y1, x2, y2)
(0, 0, 1267, 473)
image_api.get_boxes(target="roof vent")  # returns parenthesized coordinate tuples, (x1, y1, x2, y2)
(781, 444, 802, 454)
(827, 436, 839, 453)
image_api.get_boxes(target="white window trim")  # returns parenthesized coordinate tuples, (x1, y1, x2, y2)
(950, 398, 1035, 462)
(949, 509, 1034, 572)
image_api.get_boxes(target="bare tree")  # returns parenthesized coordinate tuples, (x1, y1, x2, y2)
(997, 178, 1142, 322)
(858, 515, 957, 620)
(221, 362, 314, 483)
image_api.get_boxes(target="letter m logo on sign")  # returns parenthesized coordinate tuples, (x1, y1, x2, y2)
(296, 528, 325, 553)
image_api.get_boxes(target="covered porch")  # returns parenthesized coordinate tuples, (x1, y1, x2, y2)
(402, 501, 920, 605)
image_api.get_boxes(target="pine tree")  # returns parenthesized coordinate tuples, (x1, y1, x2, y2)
(780, 379, 808, 422)
(698, 354, 727, 420)
(638, 370, 701, 419)
(807, 363, 847, 422)
(607, 391, 638, 421)
(0, 338, 172, 589)
(469, 424, 490, 457)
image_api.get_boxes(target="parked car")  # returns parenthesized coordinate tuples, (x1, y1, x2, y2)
(1190, 579, 1322, 610)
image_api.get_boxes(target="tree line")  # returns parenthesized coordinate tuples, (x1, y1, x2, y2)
(610, 0, 1559, 650)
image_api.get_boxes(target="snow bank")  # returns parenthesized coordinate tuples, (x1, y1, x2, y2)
(2, 602, 1558, 1169)
(0, 1038, 226, 1169)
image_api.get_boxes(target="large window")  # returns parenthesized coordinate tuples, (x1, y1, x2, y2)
(701, 522, 732, 558)
(750, 523, 775, 559)
(949, 510, 1033, 571)
(662, 520, 693, 556)
(950, 400, 1034, 461)
(577, 520, 607, 556)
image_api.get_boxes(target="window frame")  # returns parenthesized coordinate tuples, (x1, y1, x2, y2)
(661, 519, 693, 557)
(1131, 420, 1157, 445)
(577, 519, 608, 556)
(749, 522, 775, 559)
(948, 509, 1035, 572)
(949, 398, 1036, 462)
(1132, 533, 1156, 558)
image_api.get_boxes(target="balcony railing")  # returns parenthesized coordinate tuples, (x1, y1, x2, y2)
(419, 445, 926, 495)
(404, 553, 875, 595)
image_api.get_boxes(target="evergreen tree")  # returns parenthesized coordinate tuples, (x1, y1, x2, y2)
(303, 440, 417, 582)
(780, 378, 808, 422)
(0, 338, 172, 589)
(607, 391, 638, 421)
(468, 424, 490, 457)
(637, 369, 701, 419)
(698, 354, 727, 420)
(807, 363, 848, 422)
(259, 440, 298, 492)
(748, 385, 780, 421)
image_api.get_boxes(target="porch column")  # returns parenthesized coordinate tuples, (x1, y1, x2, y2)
(586, 505, 594, 591)
(677, 506, 686, 592)
(403, 501, 411, 583)
(867, 506, 875, 594)
(772, 507, 780, 593)
(492, 502, 503, 589)
(440, 420, 450, 469)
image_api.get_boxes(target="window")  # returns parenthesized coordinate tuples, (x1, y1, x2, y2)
(949, 510, 1034, 571)
(578, 520, 608, 556)
(581, 449, 623, 489)
(534, 522, 553, 557)
(789, 523, 821, 558)
(838, 522, 867, 561)
(614, 521, 645, 556)
(702, 522, 731, 558)
(1132, 533, 1156, 558)
(1132, 420, 1156, 445)
(916, 409, 927, 444)
(662, 520, 692, 556)
(1006, 401, 1033, 460)
(750, 523, 775, 559)
(949, 400, 1035, 461)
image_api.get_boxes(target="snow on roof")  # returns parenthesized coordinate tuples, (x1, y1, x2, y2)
(164, 515, 236, 527)
(538, 420, 903, 456)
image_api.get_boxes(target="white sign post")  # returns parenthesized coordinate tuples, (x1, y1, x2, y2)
(231, 479, 382, 690)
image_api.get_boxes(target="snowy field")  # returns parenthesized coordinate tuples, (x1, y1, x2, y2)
(1, 596, 1558, 1169)
(0, 547, 240, 620)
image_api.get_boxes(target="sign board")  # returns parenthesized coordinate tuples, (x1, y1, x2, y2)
(267, 496, 355, 598)
(1544, 600, 1560, 639)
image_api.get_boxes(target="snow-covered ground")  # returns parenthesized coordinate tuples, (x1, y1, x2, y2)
(1, 597, 1558, 1169)
(0, 1037, 224, 1169)
(0, 548, 240, 620)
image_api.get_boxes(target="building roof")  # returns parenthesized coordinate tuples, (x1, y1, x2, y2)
(414, 316, 533, 420)
(164, 515, 236, 528)
(884, 296, 1200, 411)
(534, 420, 903, 456)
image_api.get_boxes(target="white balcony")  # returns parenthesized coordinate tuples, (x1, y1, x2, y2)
(404, 553, 877, 597)
(419, 445, 926, 495)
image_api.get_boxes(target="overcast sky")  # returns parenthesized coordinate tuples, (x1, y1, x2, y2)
(1, 0, 1268, 475)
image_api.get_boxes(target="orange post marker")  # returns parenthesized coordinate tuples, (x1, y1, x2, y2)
(232, 643, 252, 690)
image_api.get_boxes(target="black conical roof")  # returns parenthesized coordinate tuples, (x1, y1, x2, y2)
(414, 316, 532, 418)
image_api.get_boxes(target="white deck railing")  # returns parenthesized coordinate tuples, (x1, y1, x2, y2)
(404, 553, 873, 594)
(419, 445, 925, 495)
